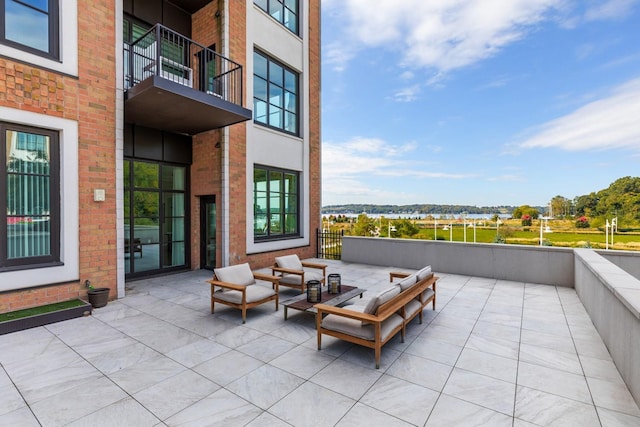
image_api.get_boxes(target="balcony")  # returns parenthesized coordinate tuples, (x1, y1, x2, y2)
(124, 24, 252, 135)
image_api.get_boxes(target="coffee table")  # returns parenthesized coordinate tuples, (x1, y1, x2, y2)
(281, 285, 365, 320)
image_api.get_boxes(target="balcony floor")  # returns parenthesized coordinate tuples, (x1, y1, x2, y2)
(1, 260, 639, 426)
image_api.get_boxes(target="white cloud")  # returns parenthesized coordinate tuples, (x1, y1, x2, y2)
(392, 85, 422, 102)
(329, 0, 564, 75)
(584, 0, 638, 21)
(324, 0, 638, 78)
(518, 77, 640, 151)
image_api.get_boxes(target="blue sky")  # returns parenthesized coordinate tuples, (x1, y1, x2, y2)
(320, 0, 640, 207)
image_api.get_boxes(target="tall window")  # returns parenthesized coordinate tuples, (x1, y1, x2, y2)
(1, 0, 59, 58)
(254, 50, 299, 135)
(254, 0, 298, 35)
(254, 166, 299, 240)
(1, 123, 60, 269)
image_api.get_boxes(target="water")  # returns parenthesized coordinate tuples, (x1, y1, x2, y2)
(322, 212, 511, 220)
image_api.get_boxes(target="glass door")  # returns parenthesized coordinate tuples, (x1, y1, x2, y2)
(200, 196, 216, 270)
(124, 160, 188, 277)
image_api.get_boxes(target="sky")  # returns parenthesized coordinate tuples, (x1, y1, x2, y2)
(320, 0, 640, 208)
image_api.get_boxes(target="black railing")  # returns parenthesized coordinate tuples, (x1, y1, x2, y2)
(317, 229, 343, 260)
(125, 24, 244, 106)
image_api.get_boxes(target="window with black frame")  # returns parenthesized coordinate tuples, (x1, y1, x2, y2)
(253, 50, 299, 135)
(1, 122, 60, 269)
(254, 0, 298, 35)
(254, 166, 299, 240)
(1, 0, 59, 59)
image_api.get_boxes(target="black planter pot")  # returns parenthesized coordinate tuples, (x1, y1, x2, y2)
(87, 288, 110, 308)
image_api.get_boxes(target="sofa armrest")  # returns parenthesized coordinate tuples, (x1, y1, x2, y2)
(389, 271, 410, 282)
(315, 304, 381, 323)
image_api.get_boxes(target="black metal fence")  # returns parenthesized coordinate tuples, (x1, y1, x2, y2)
(317, 229, 343, 259)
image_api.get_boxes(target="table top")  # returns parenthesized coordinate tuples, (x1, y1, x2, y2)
(281, 285, 364, 314)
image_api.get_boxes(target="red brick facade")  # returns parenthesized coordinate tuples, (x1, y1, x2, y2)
(0, 0, 321, 313)
(0, 0, 118, 313)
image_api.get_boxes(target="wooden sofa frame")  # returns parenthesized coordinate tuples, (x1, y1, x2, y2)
(316, 272, 437, 368)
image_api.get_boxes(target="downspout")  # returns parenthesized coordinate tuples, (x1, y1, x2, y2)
(221, 0, 230, 266)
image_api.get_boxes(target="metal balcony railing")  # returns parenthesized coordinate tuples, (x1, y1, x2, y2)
(125, 24, 244, 106)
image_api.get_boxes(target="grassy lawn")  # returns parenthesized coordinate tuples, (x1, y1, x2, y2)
(0, 299, 87, 322)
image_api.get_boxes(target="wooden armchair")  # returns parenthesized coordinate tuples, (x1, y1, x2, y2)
(207, 263, 279, 324)
(271, 254, 327, 293)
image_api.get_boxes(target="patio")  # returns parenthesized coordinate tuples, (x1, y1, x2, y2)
(1, 259, 639, 426)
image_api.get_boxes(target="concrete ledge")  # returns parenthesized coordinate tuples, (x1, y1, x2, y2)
(342, 237, 574, 287)
(574, 248, 640, 406)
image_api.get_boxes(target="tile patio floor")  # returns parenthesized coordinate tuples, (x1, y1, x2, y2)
(1, 259, 639, 426)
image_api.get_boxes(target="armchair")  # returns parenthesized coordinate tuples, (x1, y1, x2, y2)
(272, 254, 327, 293)
(208, 263, 279, 323)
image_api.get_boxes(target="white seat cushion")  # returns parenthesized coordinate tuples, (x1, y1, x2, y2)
(278, 269, 324, 285)
(275, 254, 303, 270)
(321, 312, 404, 341)
(214, 285, 275, 304)
(403, 299, 422, 320)
(421, 288, 435, 304)
(214, 263, 255, 286)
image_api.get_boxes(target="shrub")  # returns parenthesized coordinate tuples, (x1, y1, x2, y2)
(521, 214, 532, 227)
(575, 216, 590, 228)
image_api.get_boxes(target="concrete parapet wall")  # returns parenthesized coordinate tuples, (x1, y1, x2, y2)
(342, 237, 574, 287)
(597, 249, 640, 281)
(574, 249, 640, 407)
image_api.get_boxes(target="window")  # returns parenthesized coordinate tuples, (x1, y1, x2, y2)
(254, 0, 298, 34)
(1, 122, 60, 269)
(1, 0, 59, 58)
(254, 166, 299, 240)
(254, 50, 299, 135)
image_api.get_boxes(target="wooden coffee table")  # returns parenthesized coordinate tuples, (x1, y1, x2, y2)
(281, 285, 365, 320)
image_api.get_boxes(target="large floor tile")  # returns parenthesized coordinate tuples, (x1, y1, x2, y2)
(587, 376, 640, 416)
(337, 402, 414, 427)
(108, 354, 186, 395)
(442, 368, 515, 416)
(515, 385, 600, 427)
(517, 361, 591, 404)
(518, 342, 582, 375)
(455, 347, 518, 383)
(310, 358, 382, 400)
(236, 334, 297, 363)
(361, 375, 439, 426)
(425, 394, 512, 427)
(269, 344, 335, 379)
(133, 370, 220, 420)
(193, 349, 263, 386)
(226, 365, 305, 410)
(30, 376, 127, 426)
(165, 388, 262, 427)
(597, 406, 640, 427)
(66, 397, 160, 427)
(386, 352, 453, 392)
(268, 381, 355, 427)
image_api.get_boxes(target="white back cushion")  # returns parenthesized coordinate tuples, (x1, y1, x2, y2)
(214, 263, 255, 286)
(275, 254, 303, 270)
(364, 286, 401, 315)
(417, 265, 432, 281)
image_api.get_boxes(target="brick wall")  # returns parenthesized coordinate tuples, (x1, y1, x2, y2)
(0, 0, 118, 313)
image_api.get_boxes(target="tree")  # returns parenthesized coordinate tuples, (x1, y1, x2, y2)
(352, 213, 376, 236)
(550, 195, 571, 218)
(395, 219, 419, 237)
(512, 205, 539, 220)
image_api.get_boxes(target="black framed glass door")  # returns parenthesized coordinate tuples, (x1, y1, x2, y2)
(200, 195, 216, 270)
(124, 159, 188, 277)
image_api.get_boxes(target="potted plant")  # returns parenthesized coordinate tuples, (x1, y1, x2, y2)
(85, 280, 110, 308)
